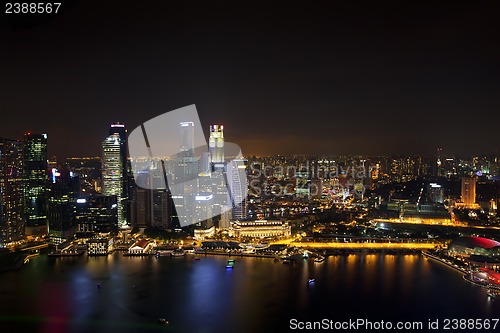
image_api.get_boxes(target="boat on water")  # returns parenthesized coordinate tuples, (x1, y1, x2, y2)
(487, 287, 500, 298)
(308, 278, 315, 284)
(157, 318, 169, 325)
(226, 259, 235, 269)
(314, 256, 325, 263)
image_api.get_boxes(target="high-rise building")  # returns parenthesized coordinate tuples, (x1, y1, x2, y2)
(227, 158, 248, 220)
(427, 183, 444, 204)
(109, 122, 132, 224)
(0, 138, 24, 245)
(295, 170, 311, 197)
(461, 176, 477, 208)
(48, 164, 80, 243)
(130, 166, 172, 229)
(23, 133, 48, 235)
(109, 123, 128, 194)
(133, 188, 150, 227)
(75, 195, 118, 233)
(152, 190, 170, 229)
(102, 132, 126, 227)
(174, 122, 197, 225)
(219, 204, 232, 229)
(177, 121, 198, 184)
(209, 125, 224, 166)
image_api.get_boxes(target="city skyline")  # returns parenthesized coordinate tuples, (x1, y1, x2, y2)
(1, 125, 500, 161)
(1, 1, 500, 158)
(2, 3, 500, 332)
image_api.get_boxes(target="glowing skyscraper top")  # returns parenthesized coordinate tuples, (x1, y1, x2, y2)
(209, 125, 224, 165)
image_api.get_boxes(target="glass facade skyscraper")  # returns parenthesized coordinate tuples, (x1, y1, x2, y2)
(22, 133, 48, 235)
(0, 138, 24, 245)
(102, 132, 126, 228)
(227, 158, 248, 220)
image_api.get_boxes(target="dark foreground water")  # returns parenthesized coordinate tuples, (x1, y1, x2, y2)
(0, 253, 498, 333)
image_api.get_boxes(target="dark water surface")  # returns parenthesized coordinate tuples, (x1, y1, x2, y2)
(0, 253, 498, 333)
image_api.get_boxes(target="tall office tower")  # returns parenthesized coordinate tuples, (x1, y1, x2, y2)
(0, 138, 24, 245)
(199, 152, 211, 176)
(102, 133, 126, 227)
(133, 188, 150, 227)
(180, 121, 194, 153)
(295, 170, 311, 197)
(218, 204, 232, 229)
(75, 195, 118, 233)
(227, 159, 248, 220)
(427, 183, 444, 204)
(209, 125, 224, 166)
(48, 164, 80, 243)
(436, 147, 445, 177)
(461, 176, 476, 208)
(23, 133, 48, 235)
(152, 190, 170, 229)
(109, 122, 132, 223)
(174, 122, 198, 225)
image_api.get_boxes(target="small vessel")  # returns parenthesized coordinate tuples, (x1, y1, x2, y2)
(314, 256, 325, 263)
(226, 259, 235, 269)
(193, 258, 201, 261)
(487, 288, 499, 298)
(157, 318, 169, 325)
(308, 278, 315, 284)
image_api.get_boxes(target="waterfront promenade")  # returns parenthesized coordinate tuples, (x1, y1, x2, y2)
(272, 240, 440, 250)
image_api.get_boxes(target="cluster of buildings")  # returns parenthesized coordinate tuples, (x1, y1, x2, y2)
(0, 121, 294, 248)
(2, 122, 499, 248)
(0, 127, 129, 246)
(447, 236, 500, 286)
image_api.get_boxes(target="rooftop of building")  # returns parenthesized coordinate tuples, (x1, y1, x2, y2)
(450, 236, 500, 249)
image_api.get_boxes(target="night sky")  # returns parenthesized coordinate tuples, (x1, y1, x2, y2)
(1, 1, 499, 158)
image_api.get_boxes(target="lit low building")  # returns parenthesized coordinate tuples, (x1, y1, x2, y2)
(448, 236, 500, 258)
(475, 267, 500, 286)
(231, 220, 291, 239)
(87, 238, 114, 255)
(128, 239, 152, 254)
(194, 225, 216, 240)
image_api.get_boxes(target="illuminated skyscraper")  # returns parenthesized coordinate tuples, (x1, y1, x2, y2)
(0, 138, 24, 245)
(176, 121, 198, 185)
(227, 158, 248, 220)
(23, 133, 48, 235)
(427, 183, 444, 204)
(180, 121, 194, 154)
(75, 195, 118, 233)
(461, 176, 476, 208)
(209, 125, 224, 167)
(48, 164, 80, 243)
(175, 122, 197, 224)
(295, 170, 311, 197)
(109, 122, 128, 194)
(102, 132, 125, 227)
